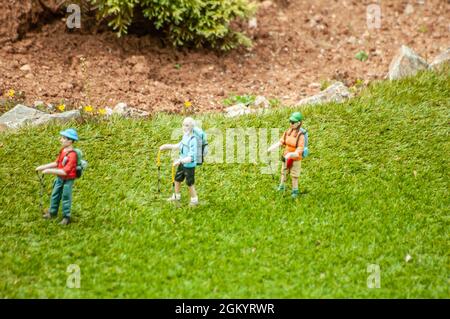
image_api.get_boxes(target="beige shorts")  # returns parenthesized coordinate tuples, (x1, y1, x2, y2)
(282, 160, 301, 178)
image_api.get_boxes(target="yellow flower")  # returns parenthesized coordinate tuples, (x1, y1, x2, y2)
(84, 105, 93, 113)
(6, 89, 15, 98)
(184, 101, 192, 108)
(98, 108, 107, 115)
(57, 104, 65, 112)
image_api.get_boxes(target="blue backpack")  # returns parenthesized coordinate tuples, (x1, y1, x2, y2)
(190, 127, 208, 166)
(300, 128, 309, 158)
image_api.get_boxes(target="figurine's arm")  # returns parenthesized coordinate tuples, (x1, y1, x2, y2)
(267, 141, 281, 152)
(42, 168, 67, 176)
(36, 162, 57, 171)
(159, 143, 180, 151)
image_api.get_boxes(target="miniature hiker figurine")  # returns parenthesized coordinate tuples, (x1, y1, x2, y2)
(159, 117, 200, 206)
(267, 112, 307, 199)
(36, 128, 80, 225)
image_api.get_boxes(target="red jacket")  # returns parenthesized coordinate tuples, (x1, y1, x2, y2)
(56, 148, 77, 180)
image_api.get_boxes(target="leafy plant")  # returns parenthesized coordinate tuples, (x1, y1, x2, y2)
(269, 98, 281, 108)
(355, 50, 369, 62)
(90, 0, 256, 50)
(222, 94, 256, 106)
(320, 79, 331, 91)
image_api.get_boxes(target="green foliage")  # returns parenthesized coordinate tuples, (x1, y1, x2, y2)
(269, 98, 281, 108)
(90, 0, 256, 50)
(222, 94, 256, 106)
(1, 71, 449, 297)
(355, 50, 369, 62)
(320, 79, 331, 91)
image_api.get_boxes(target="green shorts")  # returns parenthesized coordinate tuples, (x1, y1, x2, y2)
(175, 165, 195, 186)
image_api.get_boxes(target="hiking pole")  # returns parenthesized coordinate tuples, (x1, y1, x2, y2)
(171, 164, 175, 195)
(36, 171, 45, 213)
(268, 158, 275, 181)
(156, 150, 161, 193)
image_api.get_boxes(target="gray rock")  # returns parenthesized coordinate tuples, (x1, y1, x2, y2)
(297, 82, 351, 106)
(112, 102, 149, 118)
(404, 4, 414, 15)
(252, 95, 270, 109)
(248, 17, 258, 29)
(129, 108, 150, 118)
(388, 45, 429, 80)
(0, 104, 80, 130)
(113, 102, 129, 115)
(225, 103, 252, 117)
(429, 48, 450, 70)
(33, 100, 45, 108)
(20, 64, 31, 72)
(47, 110, 81, 124)
(0, 104, 46, 129)
(224, 95, 272, 118)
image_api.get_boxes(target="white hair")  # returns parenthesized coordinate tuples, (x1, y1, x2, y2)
(183, 117, 196, 128)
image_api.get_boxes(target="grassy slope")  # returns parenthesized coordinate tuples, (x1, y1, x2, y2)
(0, 71, 449, 298)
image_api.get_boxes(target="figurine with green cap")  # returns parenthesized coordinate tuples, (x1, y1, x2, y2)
(267, 112, 306, 199)
(36, 128, 80, 225)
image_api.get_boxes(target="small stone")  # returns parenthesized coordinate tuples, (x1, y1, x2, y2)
(253, 95, 270, 109)
(104, 107, 113, 116)
(429, 48, 450, 70)
(113, 102, 129, 115)
(297, 82, 352, 106)
(388, 45, 429, 80)
(33, 101, 45, 108)
(248, 17, 258, 29)
(0, 104, 80, 130)
(20, 64, 31, 72)
(225, 103, 252, 117)
(404, 4, 414, 15)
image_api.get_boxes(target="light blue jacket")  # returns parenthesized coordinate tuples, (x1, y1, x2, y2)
(178, 133, 197, 168)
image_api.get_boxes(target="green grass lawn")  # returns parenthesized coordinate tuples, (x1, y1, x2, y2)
(0, 70, 449, 298)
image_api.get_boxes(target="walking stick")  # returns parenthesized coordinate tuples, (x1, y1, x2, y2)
(36, 171, 45, 212)
(171, 164, 176, 195)
(268, 157, 275, 181)
(156, 150, 161, 193)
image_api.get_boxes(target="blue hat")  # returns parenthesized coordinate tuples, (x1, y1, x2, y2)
(60, 128, 79, 141)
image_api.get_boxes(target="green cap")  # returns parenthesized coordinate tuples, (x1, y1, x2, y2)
(289, 112, 304, 123)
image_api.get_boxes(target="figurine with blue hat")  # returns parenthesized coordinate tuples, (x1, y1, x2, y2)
(36, 128, 81, 225)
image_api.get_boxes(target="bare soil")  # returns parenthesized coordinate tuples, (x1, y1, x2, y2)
(0, 0, 448, 114)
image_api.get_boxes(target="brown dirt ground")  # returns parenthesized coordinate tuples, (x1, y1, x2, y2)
(0, 0, 449, 114)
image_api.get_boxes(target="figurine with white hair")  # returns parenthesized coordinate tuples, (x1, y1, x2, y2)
(159, 117, 200, 206)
